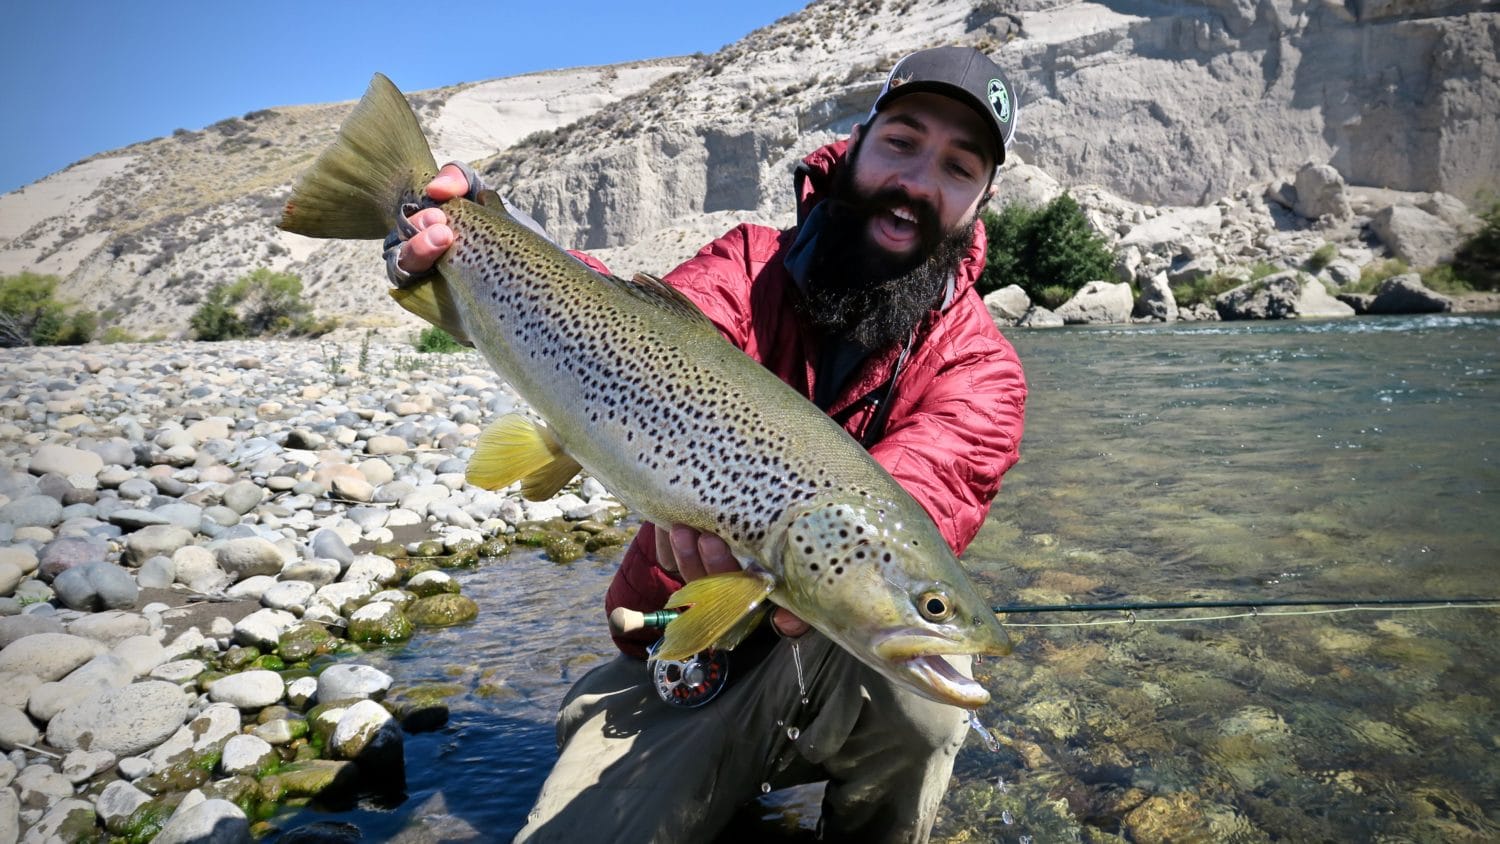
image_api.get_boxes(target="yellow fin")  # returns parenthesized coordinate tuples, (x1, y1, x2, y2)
(388, 278, 472, 346)
(468, 413, 582, 500)
(657, 571, 777, 660)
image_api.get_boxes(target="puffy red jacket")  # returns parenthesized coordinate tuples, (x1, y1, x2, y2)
(585, 139, 1028, 658)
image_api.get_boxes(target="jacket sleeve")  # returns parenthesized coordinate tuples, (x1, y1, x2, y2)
(867, 309, 1027, 557)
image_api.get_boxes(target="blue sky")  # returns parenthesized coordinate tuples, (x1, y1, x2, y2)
(0, 0, 809, 195)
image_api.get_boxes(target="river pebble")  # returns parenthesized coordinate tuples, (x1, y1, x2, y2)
(0, 339, 628, 840)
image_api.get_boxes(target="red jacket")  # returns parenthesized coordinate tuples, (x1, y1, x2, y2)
(586, 139, 1028, 658)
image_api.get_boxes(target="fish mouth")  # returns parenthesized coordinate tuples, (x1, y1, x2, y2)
(872, 629, 1008, 709)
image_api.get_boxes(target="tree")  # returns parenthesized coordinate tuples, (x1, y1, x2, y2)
(979, 193, 1114, 306)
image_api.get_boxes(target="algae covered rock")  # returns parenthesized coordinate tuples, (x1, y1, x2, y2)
(278, 622, 337, 662)
(405, 594, 479, 627)
(346, 602, 413, 644)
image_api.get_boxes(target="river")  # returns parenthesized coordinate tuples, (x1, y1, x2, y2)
(275, 313, 1500, 841)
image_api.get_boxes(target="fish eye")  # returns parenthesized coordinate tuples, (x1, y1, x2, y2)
(917, 591, 953, 623)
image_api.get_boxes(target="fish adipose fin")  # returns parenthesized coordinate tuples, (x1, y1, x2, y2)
(387, 280, 472, 347)
(469, 413, 582, 500)
(658, 570, 777, 661)
(278, 73, 437, 240)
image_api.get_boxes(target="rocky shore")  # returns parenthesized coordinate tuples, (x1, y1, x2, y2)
(0, 340, 628, 842)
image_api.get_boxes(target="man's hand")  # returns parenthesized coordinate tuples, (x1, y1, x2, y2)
(393, 164, 472, 276)
(656, 523, 809, 638)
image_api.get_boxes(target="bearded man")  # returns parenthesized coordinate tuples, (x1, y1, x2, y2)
(390, 46, 1028, 843)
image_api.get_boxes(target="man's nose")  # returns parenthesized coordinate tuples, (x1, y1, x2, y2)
(891, 154, 939, 204)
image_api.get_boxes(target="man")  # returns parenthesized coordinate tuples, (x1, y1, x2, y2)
(391, 46, 1027, 842)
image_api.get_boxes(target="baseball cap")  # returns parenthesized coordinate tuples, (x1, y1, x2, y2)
(867, 46, 1017, 166)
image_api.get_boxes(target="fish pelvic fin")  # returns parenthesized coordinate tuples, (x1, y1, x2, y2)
(387, 279, 472, 346)
(278, 73, 438, 240)
(468, 413, 582, 500)
(657, 570, 777, 661)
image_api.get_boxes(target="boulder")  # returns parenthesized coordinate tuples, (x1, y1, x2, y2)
(1367, 273, 1454, 314)
(0, 632, 103, 680)
(153, 798, 251, 844)
(215, 537, 286, 582)
(1055, 281, 1134, 324)
(1133, 272, 1178, 322)
(1215, 271, 1352, 320)
(981, 285, 1031, 324)
(1371, 205, 1460, 267)
(1019, 306, 1065, 328)
(1293, 163, 1351, 220)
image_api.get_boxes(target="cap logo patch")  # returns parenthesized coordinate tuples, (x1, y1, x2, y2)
(987, 78, 1011, 124)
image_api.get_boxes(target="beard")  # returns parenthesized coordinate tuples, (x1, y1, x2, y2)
(796, 149, 978, 351)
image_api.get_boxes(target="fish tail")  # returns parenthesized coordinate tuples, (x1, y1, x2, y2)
(278, 73, 437, 240)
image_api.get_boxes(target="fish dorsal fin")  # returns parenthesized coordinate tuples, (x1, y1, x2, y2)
(388, 278, 473, 346)
(468, 413, 583, 500)
(603, 271, 717, 331)
(658, 570, 777, 660)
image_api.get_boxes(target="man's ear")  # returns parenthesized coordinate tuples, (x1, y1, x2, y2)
(849, 123, 864, 147)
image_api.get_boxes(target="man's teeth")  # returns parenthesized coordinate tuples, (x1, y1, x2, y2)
(892, 208, 917, 224)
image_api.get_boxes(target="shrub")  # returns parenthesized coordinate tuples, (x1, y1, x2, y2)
(413, 326, 464, 353)
(190, 269, 330, 340)
(1305, 243, 1338, 273)
(979, 193, 1114, 304)
(190, 284, 247, 340)
(1451, 201, 1500, 291)
(0, 272, 95, 346)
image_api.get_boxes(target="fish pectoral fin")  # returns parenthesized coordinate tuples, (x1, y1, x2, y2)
(657, 571, 777, 661)
(388, 278, 472, 346)
(468, 414, 583, 499)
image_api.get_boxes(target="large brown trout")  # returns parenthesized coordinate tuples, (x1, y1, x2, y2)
(279, 74, 1011, 708)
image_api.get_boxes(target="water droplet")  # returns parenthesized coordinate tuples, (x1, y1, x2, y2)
(995, 776, 1008, 794)
(1019, 836, 1033, 844)
(967, 710, 1001, 752)
(786, 726, 800, 741)
(761, 782, 772, 794)
(800, 696, 810, 705)
(1002, 809, 1015, 825)
(790, 641, 807, 700)
(776, 719, 784, 727)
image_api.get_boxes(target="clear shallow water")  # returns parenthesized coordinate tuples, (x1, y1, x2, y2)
(276, 314, 1500, 842)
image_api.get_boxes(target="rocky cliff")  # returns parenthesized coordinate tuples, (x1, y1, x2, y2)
(0, 0, 1494, 337)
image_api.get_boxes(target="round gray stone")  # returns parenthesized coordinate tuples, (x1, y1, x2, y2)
(125, 524, 195, 565)
(220, 481, 264, 516)
(53, 562, 139, 612)
(220, 733, 276, 776)
(0, 704, 38, 750)
(310, 529, 355, 567)
(29, 445, 104, 479)
(46, 680, 192, 755)
(0, 632, 102, 680)
(0, 495, 63, 528)
(208, 670, 285, 709)
(316, 663, 392, 704)
(215, 537, 285, 582)
(136, 555, 175, 589)
(153, 798, 250, 844)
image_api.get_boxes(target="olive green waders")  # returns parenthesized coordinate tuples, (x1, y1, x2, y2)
(514, 632, 972, 843)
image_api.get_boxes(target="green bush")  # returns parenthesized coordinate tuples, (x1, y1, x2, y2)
(1451, 201, 1500, 291)
(1305, 243, 1337, 273)
(0, 272, 95, 346)
(978, 193, 1114, 304)
(413, 326, 464, 353)
(190, 269, 331, 340)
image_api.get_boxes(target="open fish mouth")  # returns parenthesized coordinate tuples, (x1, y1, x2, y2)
(873, 629, 1005, 708)
(902, 653, 990, 708)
